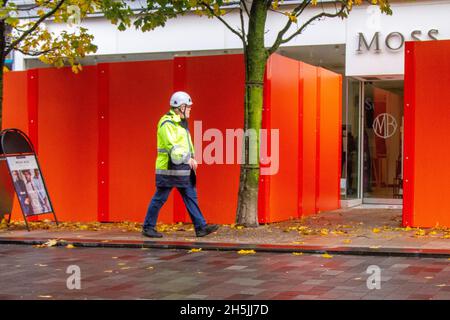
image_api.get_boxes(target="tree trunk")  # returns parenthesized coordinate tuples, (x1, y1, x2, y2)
(236, 1, 269, 227)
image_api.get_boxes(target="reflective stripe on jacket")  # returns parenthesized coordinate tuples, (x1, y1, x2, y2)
(155, 109, 195, 187)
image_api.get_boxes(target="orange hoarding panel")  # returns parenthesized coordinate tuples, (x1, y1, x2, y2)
(404, 40, 450, 228)
(316, 68, 342, 212)
(37, 67, 98, 222)
(3, 71, 28, 133)
(299, 62, 318, 216)
(3, 54, 343, 225)
(183, 55, 245, 224)
(107, 60, 175, 223)
(3, 71, 29, 221)
(265, 54, 300, 222)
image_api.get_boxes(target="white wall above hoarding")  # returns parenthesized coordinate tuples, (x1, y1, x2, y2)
(345, 1, 450, 78)
(39, 4, 346, 59)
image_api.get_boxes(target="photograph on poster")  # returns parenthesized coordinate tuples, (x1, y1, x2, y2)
(7, 156, 52, 216)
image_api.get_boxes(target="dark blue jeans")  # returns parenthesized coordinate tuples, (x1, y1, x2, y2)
(143, 186, 207, 230)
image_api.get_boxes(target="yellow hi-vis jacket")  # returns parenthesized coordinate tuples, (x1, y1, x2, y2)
(155, 109, 195, 187)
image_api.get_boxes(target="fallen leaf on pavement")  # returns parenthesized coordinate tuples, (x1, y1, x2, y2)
(415, 229, 426, 237)
(237, 250, 256, 255)
(34, 239, 59, 248)
(188, 248, 202, 253)
(66, 244, 75, 249)
(321, 253, 333, 259)
(292, 252, 303, 256)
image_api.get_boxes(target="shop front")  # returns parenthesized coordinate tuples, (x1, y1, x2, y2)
(342, 79, 404, 206)
(339, 1, 450, 210)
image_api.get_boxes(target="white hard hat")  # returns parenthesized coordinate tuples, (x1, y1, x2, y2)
(170, 91, 193, 108)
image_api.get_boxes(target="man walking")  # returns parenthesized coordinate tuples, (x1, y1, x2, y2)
(142, 91, 219, 238)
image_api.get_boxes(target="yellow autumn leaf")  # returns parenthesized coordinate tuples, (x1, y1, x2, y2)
(237, 250, 256, 255)
(369, 245, 381, 249)
(342, 239, 352, 244)
(66, 244, 75, 249)
(321, 253, 333, 259)
(372, 228, 381, 233)
(320, 229, 329, 236)
(415, 229, 426, 236)
(287, 13, 297, 23)
(188, 248, 202, 253)
(292, 252, 303, 256)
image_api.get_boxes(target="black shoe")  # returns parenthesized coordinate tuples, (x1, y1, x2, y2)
(142, 228, 163, 238)
(195, 224, 219, 237)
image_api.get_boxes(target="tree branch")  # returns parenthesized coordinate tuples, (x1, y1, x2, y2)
(240, 0, 250, 17)
(14, 46, 57, 56)
(199, 1, 244, 42)
(239, 3, 247, 47)
(5, 0, 66, 56)
(268, 0, 311, 55)
(269, 2, 346, 55)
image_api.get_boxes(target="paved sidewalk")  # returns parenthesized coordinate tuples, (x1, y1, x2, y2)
(1, 207, 449, 257)
(1, 245, 450, 300)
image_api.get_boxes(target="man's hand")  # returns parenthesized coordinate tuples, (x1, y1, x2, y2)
(188, 158, 198, 171)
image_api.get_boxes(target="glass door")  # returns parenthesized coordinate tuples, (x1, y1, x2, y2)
(362, 81, 404, 204)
